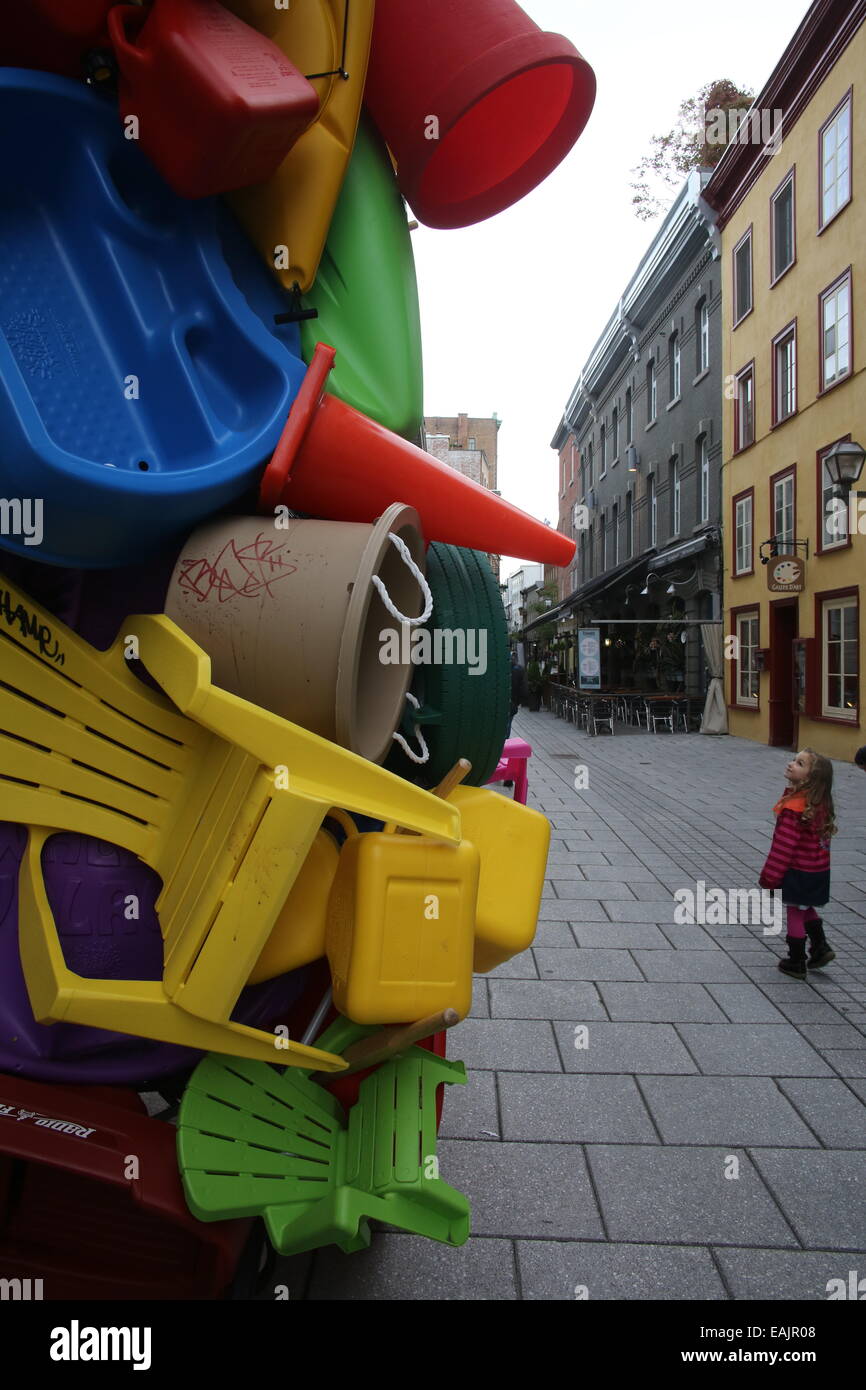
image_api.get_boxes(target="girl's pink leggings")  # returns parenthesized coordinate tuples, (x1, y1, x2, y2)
(786, 906, 820, 938)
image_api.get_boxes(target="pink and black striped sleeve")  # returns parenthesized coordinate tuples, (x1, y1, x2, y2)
(759, 809, 802, 888)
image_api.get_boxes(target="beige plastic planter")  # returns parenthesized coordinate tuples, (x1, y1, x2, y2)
(163, 502, 426, 763)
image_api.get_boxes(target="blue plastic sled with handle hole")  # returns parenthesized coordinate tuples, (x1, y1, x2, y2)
(0, 69, 307, 569)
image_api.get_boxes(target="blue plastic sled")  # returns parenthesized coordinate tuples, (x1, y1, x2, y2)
(0, 70, 307, 568)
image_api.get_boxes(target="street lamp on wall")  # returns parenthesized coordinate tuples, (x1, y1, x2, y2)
(823, 439, 866, 492)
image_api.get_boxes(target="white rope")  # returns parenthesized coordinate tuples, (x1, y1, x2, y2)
(371, 533, 433, 626)
(392, 691, 430, 764)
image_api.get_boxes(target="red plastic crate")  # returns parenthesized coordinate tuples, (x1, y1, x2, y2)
(0, 1075, 252, 1299)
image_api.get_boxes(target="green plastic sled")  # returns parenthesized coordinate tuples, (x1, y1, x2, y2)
(176, 1037, 469, 1257)
(301, 112, 424, 442)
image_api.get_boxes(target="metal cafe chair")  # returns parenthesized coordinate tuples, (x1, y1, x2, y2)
(632, 698, 651, 730)
(591, 697, 615, 737)
(647, 699, 675, 734)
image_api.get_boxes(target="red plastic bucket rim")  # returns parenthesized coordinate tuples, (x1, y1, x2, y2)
(403, 31, 596, 228)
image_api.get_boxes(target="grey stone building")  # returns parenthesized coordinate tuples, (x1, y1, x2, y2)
(542, 170, 724, 696)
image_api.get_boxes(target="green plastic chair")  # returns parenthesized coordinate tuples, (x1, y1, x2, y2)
(176, 1027, 470, 1256)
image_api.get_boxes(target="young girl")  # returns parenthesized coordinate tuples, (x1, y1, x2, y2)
(759, 748, 837, 979)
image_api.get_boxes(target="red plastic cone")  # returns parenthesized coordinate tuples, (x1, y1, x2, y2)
(364, 0, 596, 229)
(259, 344, 575, 567)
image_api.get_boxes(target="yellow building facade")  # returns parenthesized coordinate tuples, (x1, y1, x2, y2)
(705, 0, 865, 759)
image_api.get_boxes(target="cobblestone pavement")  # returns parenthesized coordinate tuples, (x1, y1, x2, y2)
(284, 713, 866, 1301)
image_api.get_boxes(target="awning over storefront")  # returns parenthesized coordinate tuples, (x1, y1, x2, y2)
(524, 554, 648, 632)
(652, 530, 718, 571)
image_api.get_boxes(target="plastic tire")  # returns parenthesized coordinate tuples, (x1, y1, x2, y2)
(387, 542, 510, 788)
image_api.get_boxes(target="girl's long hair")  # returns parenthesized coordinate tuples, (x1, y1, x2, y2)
(801, 749, 838, 839)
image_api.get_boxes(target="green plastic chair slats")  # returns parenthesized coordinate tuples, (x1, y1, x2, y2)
(177, 1046, 470, 1257)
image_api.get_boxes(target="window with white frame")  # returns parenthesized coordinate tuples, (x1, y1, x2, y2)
(669, 332, 680, 400)
(586, 439, 593, 487)
(820, 443, 849, 550)
(822, 595, 858, 719)
(569, 442, 575, 484)
(626, 491, 633, 559)
(733, 229, 753, 324)
(599, 423, 607, 477)
(648, 474, 657, 547)
(736, 612, 759, 705)
(600, 510, 607, 570)
(773, 325, 797, 422)
(625, 387, 633, 444)
(611, 406, 619, 461)
(820, 271, 851, 391)
(612, 501, 619, 566)
(820, 94, 851, 229)
(671, 457, 680, 535)
(771, 172, 795, 281)
(735, 493, 753, 574)
(699, 435, 709, 524)
(773, 472, 794, 548)
(695, 298, 709, 373)
(646, 360, 657, 424)
(735, 364, 755, 451)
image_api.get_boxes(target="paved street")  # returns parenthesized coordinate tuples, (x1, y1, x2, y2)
(287, 712, 866, 1301)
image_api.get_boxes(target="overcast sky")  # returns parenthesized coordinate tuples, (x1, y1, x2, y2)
(411, 0, 813, 580)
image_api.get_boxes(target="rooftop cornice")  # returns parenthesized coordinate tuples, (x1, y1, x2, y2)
(558, 170, 717, 437)
(703, 0, 866, 229)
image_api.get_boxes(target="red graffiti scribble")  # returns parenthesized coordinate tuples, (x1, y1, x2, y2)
(177, 534, 298, 602)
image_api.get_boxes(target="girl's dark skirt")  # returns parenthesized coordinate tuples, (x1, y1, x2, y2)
(781, 867, 830, 908)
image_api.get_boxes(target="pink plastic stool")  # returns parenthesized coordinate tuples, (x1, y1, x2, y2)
(486, 737, 532, 805)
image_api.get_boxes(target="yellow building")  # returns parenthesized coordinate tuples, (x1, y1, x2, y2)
(704, 0, 865, 758)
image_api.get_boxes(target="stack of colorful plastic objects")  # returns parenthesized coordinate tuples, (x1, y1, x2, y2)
(0, 0, 597, 1290)
(177, 1029, 470, 1256)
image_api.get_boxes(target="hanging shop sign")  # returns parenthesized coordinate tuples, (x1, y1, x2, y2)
(767, 555, 805, 593)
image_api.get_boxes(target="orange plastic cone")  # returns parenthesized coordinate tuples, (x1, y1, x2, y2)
(259, 344, 575, 567)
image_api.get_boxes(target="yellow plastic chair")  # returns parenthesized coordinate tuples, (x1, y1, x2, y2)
(225, 0, 375, 293)
(0, 576, 460, 1071)
(247, 826, 339, 985)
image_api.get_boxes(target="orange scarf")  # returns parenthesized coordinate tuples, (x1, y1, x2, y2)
(773, 789, 807, 816)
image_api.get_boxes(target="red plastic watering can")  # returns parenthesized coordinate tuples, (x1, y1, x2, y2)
(108, 0, 320, 199)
